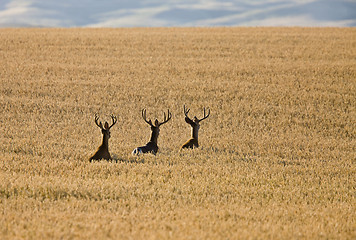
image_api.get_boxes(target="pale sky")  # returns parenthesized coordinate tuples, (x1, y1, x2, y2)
(0, 0, 355, 27)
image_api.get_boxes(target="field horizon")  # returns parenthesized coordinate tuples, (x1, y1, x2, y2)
(1, 27, 355, 239)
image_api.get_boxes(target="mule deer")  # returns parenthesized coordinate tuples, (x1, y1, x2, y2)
(181, 105, 210, 149)
(89, 114, 117, 161)
(132, 109, 172, 155)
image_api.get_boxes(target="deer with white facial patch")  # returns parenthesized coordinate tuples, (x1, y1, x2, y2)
(89, 114, 117, 161)
(132, 109, 172, 156)
(181, 105, 210, 149)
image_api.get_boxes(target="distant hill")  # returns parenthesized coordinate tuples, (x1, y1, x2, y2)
(1, 0, 355, 27)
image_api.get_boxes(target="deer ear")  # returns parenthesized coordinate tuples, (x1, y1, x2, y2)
(185, 117, 194, 125)
(154, 119, 159, 127)
(104, 122, 109, 129)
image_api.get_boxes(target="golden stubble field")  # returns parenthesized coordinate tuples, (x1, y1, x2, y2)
(0, 27, 355, 239)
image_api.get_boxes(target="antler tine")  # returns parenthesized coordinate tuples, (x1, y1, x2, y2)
(159, 109, 172, 126)
(108, 114, 117, 129)
(183, 105, 191, 118)
(94, 113, 103, 129)
(197, 107, 210, 122)
(142, 109, 153, 126)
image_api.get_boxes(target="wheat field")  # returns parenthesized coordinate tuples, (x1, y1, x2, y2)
(0, 27, 355, 239)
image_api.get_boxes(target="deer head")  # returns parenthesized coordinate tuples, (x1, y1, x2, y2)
(90, 114, 117, 161)
(181, 105, 210, 149)
(183, 105, 210, 130)
(132, 109, 172, 156)
(94, 113, 117, 140)
(142, 108, 172, 142)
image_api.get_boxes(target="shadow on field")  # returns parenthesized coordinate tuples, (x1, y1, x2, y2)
(204, 147, 258, 162)
(277, 160, 304, 167)
(176, 146, 258, 163)
(87, 149, 258, 164)
(115, 158, 145, 164)
(111, 154, 145, 164)
(86, 153, 145, 164)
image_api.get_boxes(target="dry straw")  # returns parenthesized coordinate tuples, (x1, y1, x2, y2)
(1, 27, 355, 239)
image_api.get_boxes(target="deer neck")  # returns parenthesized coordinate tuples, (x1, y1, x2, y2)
(101, 134, 109, 151)
(149, 129, 159, 144)
(192, 126, 199, 141)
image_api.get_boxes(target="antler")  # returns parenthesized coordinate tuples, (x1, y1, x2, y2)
(94, 114, 104, 129)
(197, 107, 210, 122)
(94, 114, 117, 130)
(142, 109, 172, 127)
(142, 109, 154, 127)
(108, 114, 117, 129)
(183, 105, 192, 120)
(158, 109, 172, 126)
